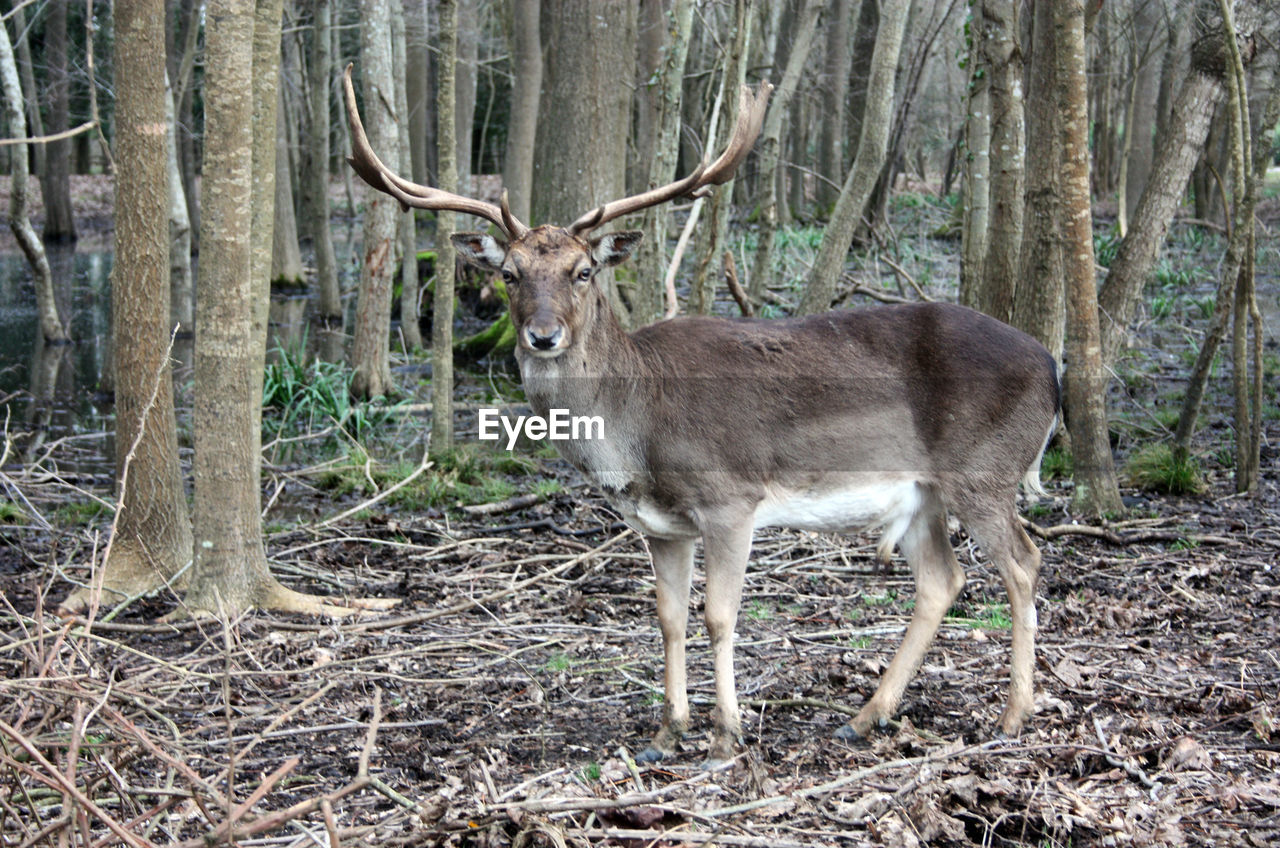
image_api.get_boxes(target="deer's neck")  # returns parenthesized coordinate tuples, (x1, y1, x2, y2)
(516, 288, 652, 492)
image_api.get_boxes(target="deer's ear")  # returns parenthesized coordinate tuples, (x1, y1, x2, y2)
(591, 231, 643, 267)
(451, 233, 507, 273)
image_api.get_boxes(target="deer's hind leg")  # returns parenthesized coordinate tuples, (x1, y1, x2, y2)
(839, 485, 965, 740)
(960, 505, 1042, 736)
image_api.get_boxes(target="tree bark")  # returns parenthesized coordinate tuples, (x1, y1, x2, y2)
(306, 0, 342, 321)
(976, 0, 1023, 322)
(165, 70, 194, 337)
(690, 0, 751, 315)
(431, 0, 459, 456)
(271, 85, 306, 285)
(66, 0, 194, 612)
(631, 0, 695, 326)
(42, 0, 77, 242)
(187, 0, 275, 615)
(404, 0, 430, 184)
(351, 0, 400, 400)
(392, 0, 422, 351)
(533, 0, 636, 322)
(958, 17, 990, 310)
(1056, 0, 1122, 516)
(501, 0, 540, 225)
(798, 0, 910, 315)
(749, 0, 827, 301)
(1123, 0, 1164, 225)
(12, 4, 46, 177)
(454, 0, 478, 194)
(1009, 0, 1064, 360)
(816, 0, 852, 211)
(0, 20, 66, 343)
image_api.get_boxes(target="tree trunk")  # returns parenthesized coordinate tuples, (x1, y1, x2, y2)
(976, 0, 1023, 322)
(798, 0, 910, 315)
(306, 0, 342, 321)
(65, 0, 194, 612)
(42, 0, 77, 242)
(690, 0, 751, 315)
(0, 22, 66, 343)
(187, 0, 276, 615)
(454, 0, 478, 194)
(1098, 22, 1230, 365)
(501, 0, 540, 225)
(1123, 0, 1163, 224)
(12, 4, 46, 177)
(1056, 0, 1121, 517)
(816, 0, 852, 212)
(1174, 1, 1263, 472)
(749, 0, 827, 301)
(533, 0, 636, 323)
(271, 85, 306, 285)
(166, 70, 194, 337)
(392, 0, 422, 351)
(958, 22, 991, 310)
(844, 0, 879, 164)
(1009, 1, 1064, 360)
(405, 0, 430, 184)
(631, 0, 695, 326)
(431, 0, 459, 456)
(351, 0, 400, 400)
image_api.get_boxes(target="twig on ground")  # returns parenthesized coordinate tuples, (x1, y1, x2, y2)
(462, 493, 542, 516)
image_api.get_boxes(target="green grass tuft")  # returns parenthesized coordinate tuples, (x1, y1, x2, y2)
(1124, 444, 1205, 495)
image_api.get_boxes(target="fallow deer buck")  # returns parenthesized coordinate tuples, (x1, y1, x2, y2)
(344, 66, 1059, 764)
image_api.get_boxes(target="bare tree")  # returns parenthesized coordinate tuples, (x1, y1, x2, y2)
(798, 0, 911, 315)
(431, 0, 460, 455)
(62, 0, 194, 613)
(1056, 0, 1122, 516)
(392, 0, 422, 351)
(816, 0, 853, 211)
(1098, 3, 1237, 364)
(631, 0, 695, 325)
(350, 0, 401, 400)
(306, 0, 342, 323)
(1009, 2, 1064, 359)
(42, 0, 76, 242)
(748, 0, 827, 301)
(271, 85, 306, 285)
(501, 0, 540, 224)
(455, 0, 478, 194)
(0, 18, 66, 344)
(533, 0, 637, 322)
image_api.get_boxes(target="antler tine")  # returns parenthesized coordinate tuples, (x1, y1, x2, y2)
(499, 190, 529, 240)
(568, 81, 773, 236)
(342, 65, 528, 240)
(700, 82, 774, 186)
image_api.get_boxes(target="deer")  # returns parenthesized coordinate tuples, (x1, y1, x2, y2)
(342, 66, 1060, 765)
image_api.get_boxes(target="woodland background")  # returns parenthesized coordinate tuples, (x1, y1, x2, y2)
(1, 0, 1279, 846)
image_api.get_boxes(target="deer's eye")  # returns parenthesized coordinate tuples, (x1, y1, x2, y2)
(501, 270, 516, 285)
(576, 267, 592, 282)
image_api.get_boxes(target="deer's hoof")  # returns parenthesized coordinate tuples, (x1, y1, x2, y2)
(834, 723, 865, 743)
(635, 746, 666, 765)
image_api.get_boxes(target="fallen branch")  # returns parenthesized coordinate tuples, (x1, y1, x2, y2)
(462, 493, 543, 517)
(1020, 517, 1236, 546)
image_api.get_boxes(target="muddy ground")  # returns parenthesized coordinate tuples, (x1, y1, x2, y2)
(2, 459, 1279, 847)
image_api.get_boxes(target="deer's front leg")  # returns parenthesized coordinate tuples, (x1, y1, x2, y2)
(637, 537, 695, 764)
(700, 518, 754, 765)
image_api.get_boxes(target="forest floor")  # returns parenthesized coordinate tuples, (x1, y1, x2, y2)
(1, 180, 1279, 846)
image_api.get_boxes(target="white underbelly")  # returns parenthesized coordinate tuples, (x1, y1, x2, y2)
(753, 479, 922, 535)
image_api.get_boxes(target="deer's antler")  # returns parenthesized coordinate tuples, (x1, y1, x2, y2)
(567, 81, 773, 237)
(343, 64, 529, 240)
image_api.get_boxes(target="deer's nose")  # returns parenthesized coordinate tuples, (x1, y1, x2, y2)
(526, 325, 564, 351)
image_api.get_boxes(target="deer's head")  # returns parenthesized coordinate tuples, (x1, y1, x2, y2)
(452, 227, 641, 357)
(341, 64, 771, 358)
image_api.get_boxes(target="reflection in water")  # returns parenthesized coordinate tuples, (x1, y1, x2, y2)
(1, 228, 363, 476)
